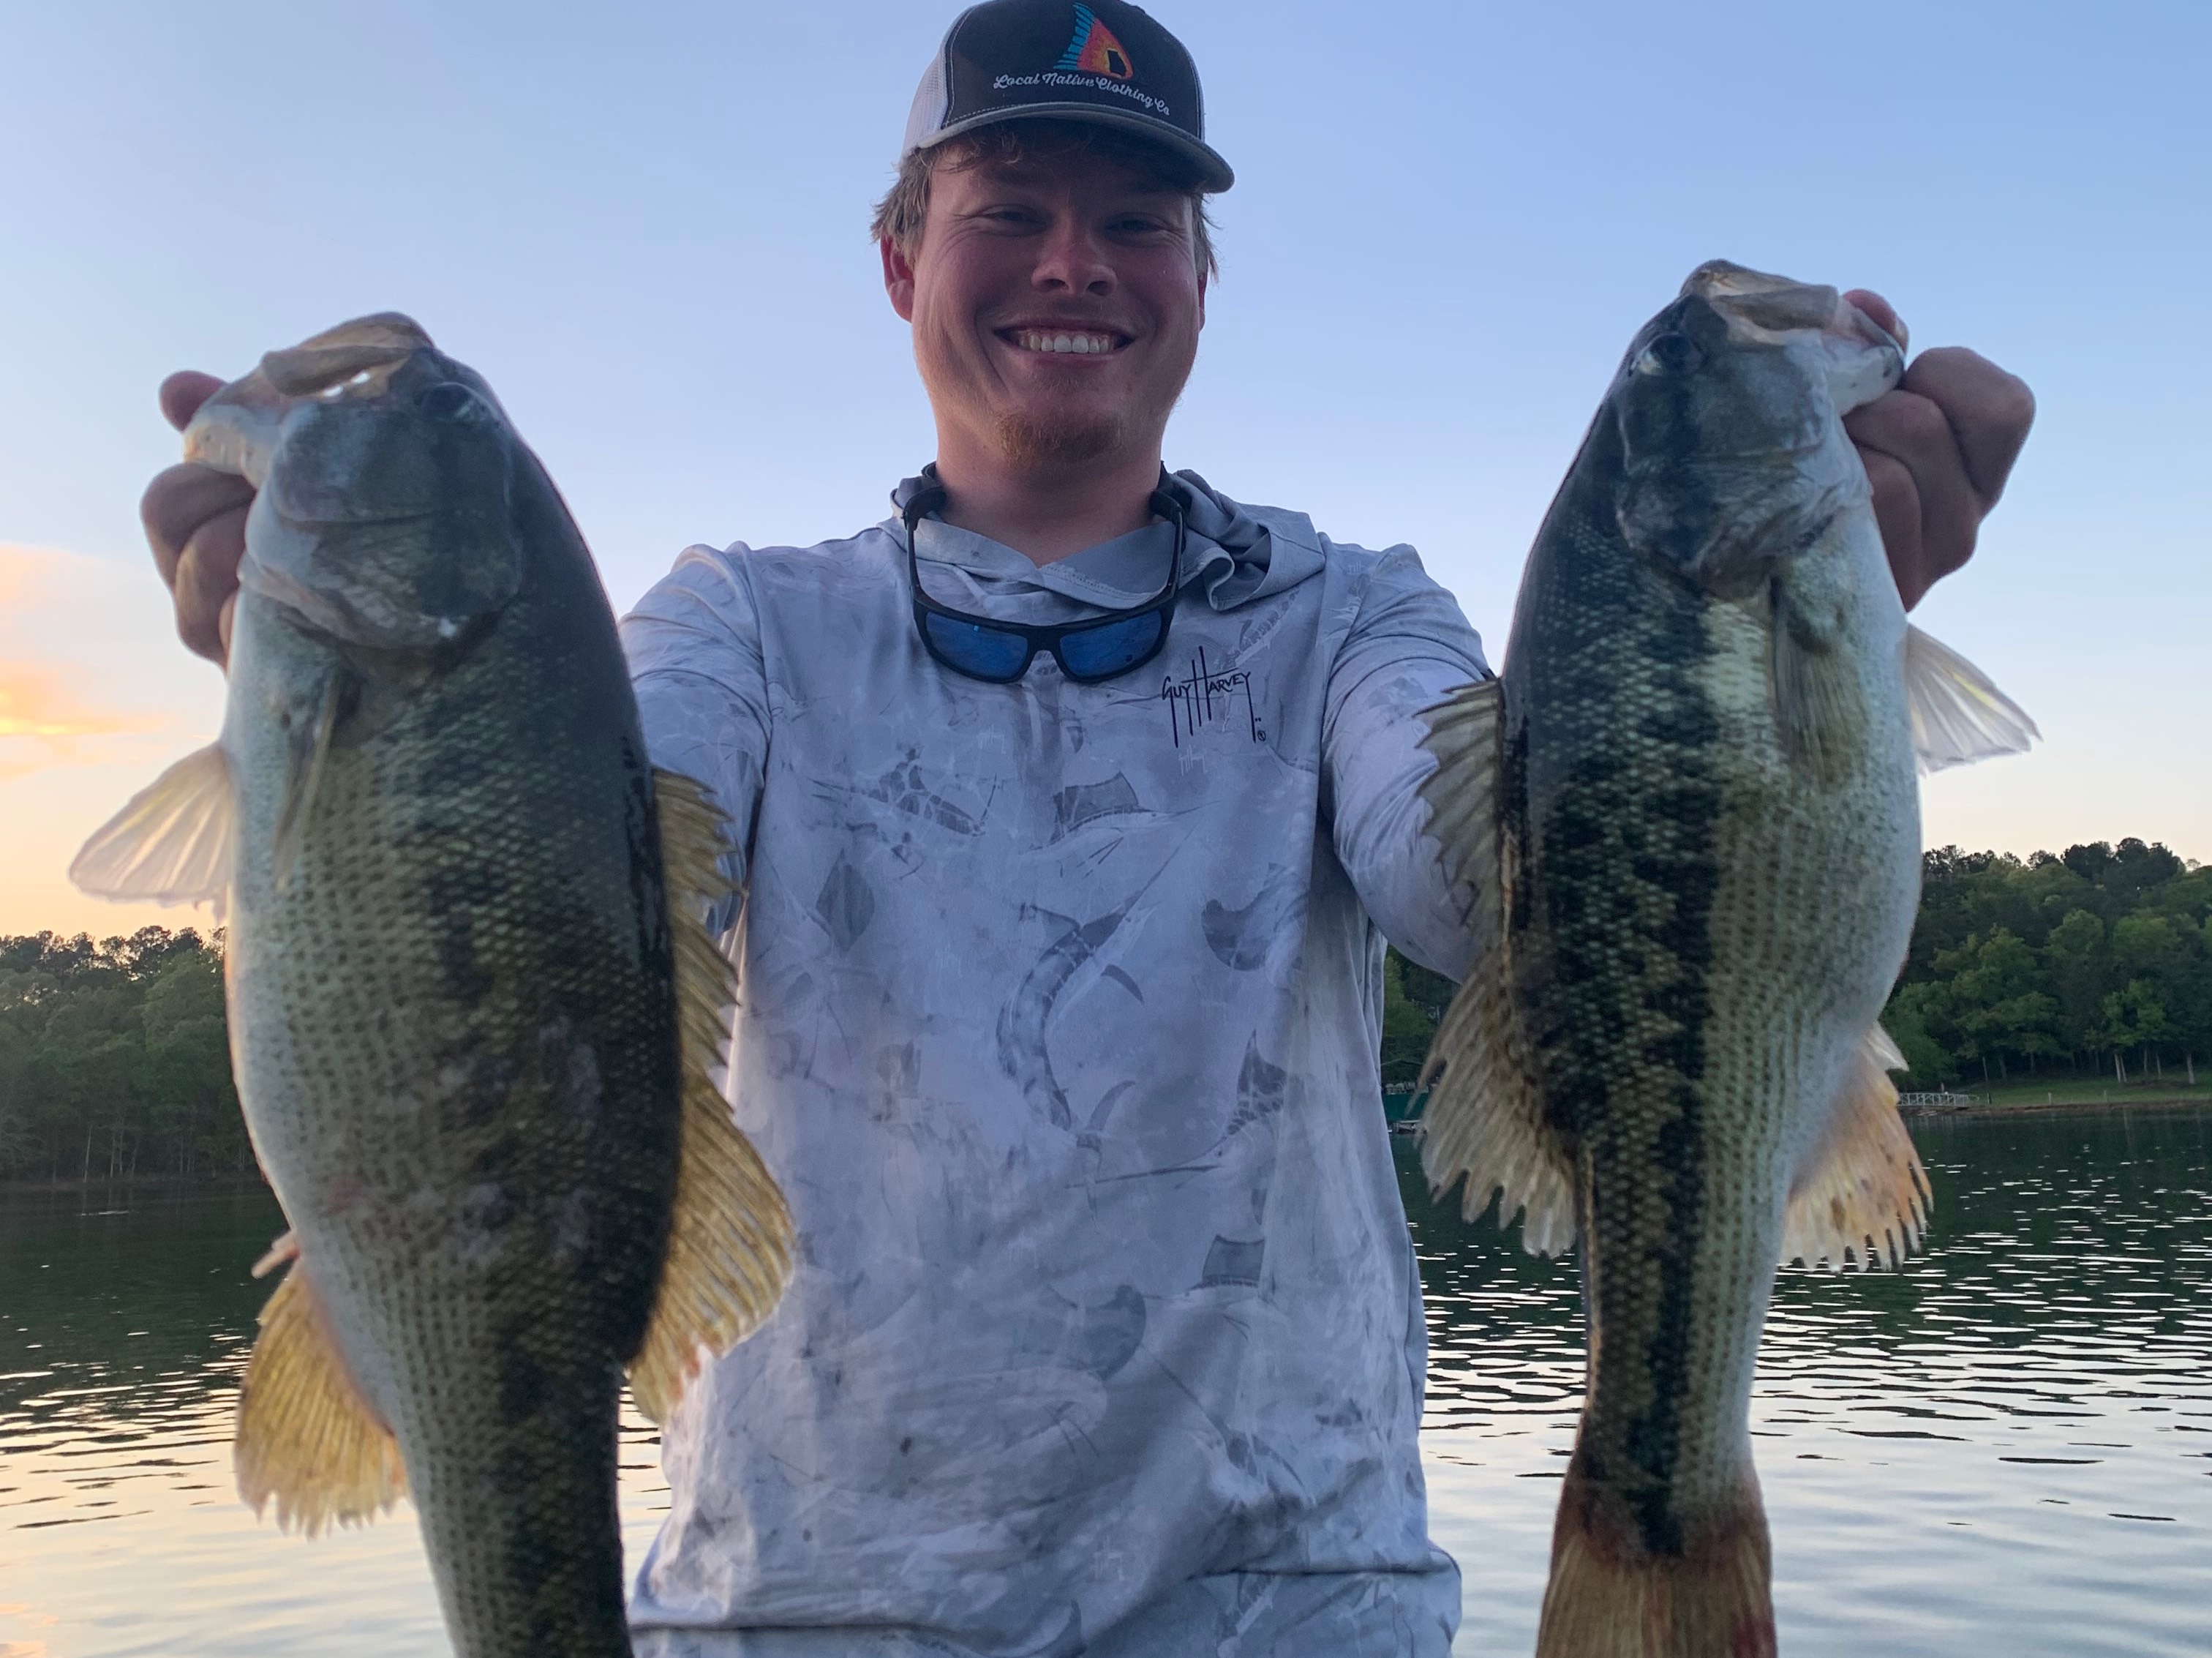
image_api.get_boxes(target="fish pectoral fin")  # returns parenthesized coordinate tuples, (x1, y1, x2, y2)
(234, 1261, 405, 1537)
(627, 770, 795, 1425)
(1781, 1024, 1930, 1271)
(1904, 624, 2039, 773)
(1417, 944, 1576, 1255)
(68, 743, 236, 910)
(273, 670, 345, 890)
(1769, 593, 1865, 782)
(1416, 678, 1505, 936)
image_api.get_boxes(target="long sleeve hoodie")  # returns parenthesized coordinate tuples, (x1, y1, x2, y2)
(619, 472, 1487, 1658)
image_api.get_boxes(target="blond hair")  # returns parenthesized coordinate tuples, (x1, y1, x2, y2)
(870, 119, 1219, 281)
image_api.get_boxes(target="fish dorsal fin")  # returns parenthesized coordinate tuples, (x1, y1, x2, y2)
(1418, 951, 1577, 1254)
(1781, 1024, 1930, 1271)
(1417, 678, 1506, 938)
(627, 769, 795, 1424)
(68, 743, 236, 910)
(1905, 624, 2039, 774)
(234, 1258, 407, 1536)
(1414, 678, 1576, 1253)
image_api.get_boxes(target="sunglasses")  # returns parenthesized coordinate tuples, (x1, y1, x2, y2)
(903, 469, 1186, 684)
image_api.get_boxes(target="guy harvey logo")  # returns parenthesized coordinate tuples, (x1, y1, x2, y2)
(1160, 647, 1265, 749)
(1054, 4, 1133, 78)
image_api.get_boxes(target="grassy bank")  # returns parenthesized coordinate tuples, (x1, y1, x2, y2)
(1908, 1076, 2212, 1114)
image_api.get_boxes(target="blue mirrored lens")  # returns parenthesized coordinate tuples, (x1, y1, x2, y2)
(923, 613, 1033, 680)
(1058, 612, 1169, 680)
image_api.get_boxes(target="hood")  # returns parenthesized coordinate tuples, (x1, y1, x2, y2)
(886, 470, 1328, 616)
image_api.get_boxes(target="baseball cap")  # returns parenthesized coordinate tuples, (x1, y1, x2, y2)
(900, 1, 1234, 192)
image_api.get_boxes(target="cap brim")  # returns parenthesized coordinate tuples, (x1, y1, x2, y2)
(917, 103, 1234, 192)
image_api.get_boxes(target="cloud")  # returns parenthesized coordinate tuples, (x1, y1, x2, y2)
(0, 659, 163, 777)
(0, 543, 227, 936)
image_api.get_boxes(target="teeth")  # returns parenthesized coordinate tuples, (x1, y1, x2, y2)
(1014, 330, 1118, 355)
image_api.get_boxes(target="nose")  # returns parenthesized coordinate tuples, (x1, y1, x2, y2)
(1031, 215, 1115, 298)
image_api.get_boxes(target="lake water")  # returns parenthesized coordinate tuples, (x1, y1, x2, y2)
(4, 1106, 2208, 1657)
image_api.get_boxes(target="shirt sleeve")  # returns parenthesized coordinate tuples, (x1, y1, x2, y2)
(1323, 544, 1493, 981)
(620, 544, 771, 937)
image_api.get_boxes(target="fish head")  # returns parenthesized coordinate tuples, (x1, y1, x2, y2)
(184, 314, 525, 654)
(1610, 261, 1905, 600)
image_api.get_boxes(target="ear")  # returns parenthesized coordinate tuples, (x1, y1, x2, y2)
(881, 236, 917, 323)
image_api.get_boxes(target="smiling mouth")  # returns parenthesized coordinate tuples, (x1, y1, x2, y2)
(999, 328, 1129, 356)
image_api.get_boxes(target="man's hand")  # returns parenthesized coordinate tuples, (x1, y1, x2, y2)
(1843, 290, 2035, 611)
(143, 370, 254, 666)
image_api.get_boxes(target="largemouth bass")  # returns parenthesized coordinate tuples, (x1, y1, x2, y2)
(1416, 263, 2035, 1657)
(73, 315, 793, 1657)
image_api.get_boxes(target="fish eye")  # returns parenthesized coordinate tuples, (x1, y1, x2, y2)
(1635, 332, 1702, 376)
(417, 382, 482, 421)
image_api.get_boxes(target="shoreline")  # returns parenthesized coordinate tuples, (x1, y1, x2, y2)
(1903, 1092, 2209, 1119)
(0, 1171, 268, 1197)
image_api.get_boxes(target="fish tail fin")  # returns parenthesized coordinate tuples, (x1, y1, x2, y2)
(1535, 1460, 1776, 1658)
(627, 769, 795, 1423)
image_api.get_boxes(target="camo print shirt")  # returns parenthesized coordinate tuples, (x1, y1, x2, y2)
(618, 472, 1487, 1658)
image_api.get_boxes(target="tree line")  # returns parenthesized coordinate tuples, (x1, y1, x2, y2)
(0, 927, 249, 1185)
(1382, 837, 2212, 1096)
(6, 837, 2204, 1183)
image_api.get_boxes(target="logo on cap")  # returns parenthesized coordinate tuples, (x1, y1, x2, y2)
(1053, 3, 1134, 80)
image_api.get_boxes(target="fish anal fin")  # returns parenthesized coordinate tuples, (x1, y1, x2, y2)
(1905, 623, 2039, 773)
(1782, 1024, 1930, 1271)
(69, 743, 236, 910)
(1535, 1458, 1775, 1658)
(628, 770, 795, 1424)
(1418, 942, 1576, 1255)
(1416, 678, 1505, 937)
(234, 1261, 405, 1537)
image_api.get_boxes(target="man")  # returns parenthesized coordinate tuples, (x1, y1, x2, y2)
(141, 4, 2034, 1652)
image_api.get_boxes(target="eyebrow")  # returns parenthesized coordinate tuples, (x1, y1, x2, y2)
(970, 161, 1186, 200)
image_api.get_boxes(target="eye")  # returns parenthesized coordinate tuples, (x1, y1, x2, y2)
(417, 382, 482, 421)
(1634, 331, 1702, 376)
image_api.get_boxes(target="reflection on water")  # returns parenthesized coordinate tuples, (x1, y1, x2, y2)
(1412, 1105, 2212, 1657)
(3, 1108, 2208, 1657)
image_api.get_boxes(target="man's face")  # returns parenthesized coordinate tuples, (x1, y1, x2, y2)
(883, 142, 1206, 470)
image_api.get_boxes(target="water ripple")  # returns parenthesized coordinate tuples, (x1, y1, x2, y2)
(3, 1109, 2208, 1656)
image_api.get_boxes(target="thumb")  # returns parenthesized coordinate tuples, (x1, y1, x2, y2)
(158, 370, 227, 434)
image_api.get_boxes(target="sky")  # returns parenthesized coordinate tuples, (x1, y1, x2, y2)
(3, 0, 2207, 939)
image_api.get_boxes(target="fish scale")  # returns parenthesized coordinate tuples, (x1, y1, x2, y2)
(1415, 262, 2036, 1656)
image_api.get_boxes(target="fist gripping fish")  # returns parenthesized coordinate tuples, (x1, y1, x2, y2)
(1416, 264, 2035, 1657)
(74, 316, 793, 1657)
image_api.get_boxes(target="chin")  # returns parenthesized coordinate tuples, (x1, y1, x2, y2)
(991, 406, 1126, 469)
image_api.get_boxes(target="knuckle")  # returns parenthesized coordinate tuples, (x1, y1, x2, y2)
(1884, 391, 1952, 448)
(1987, 374, 2036, 433)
